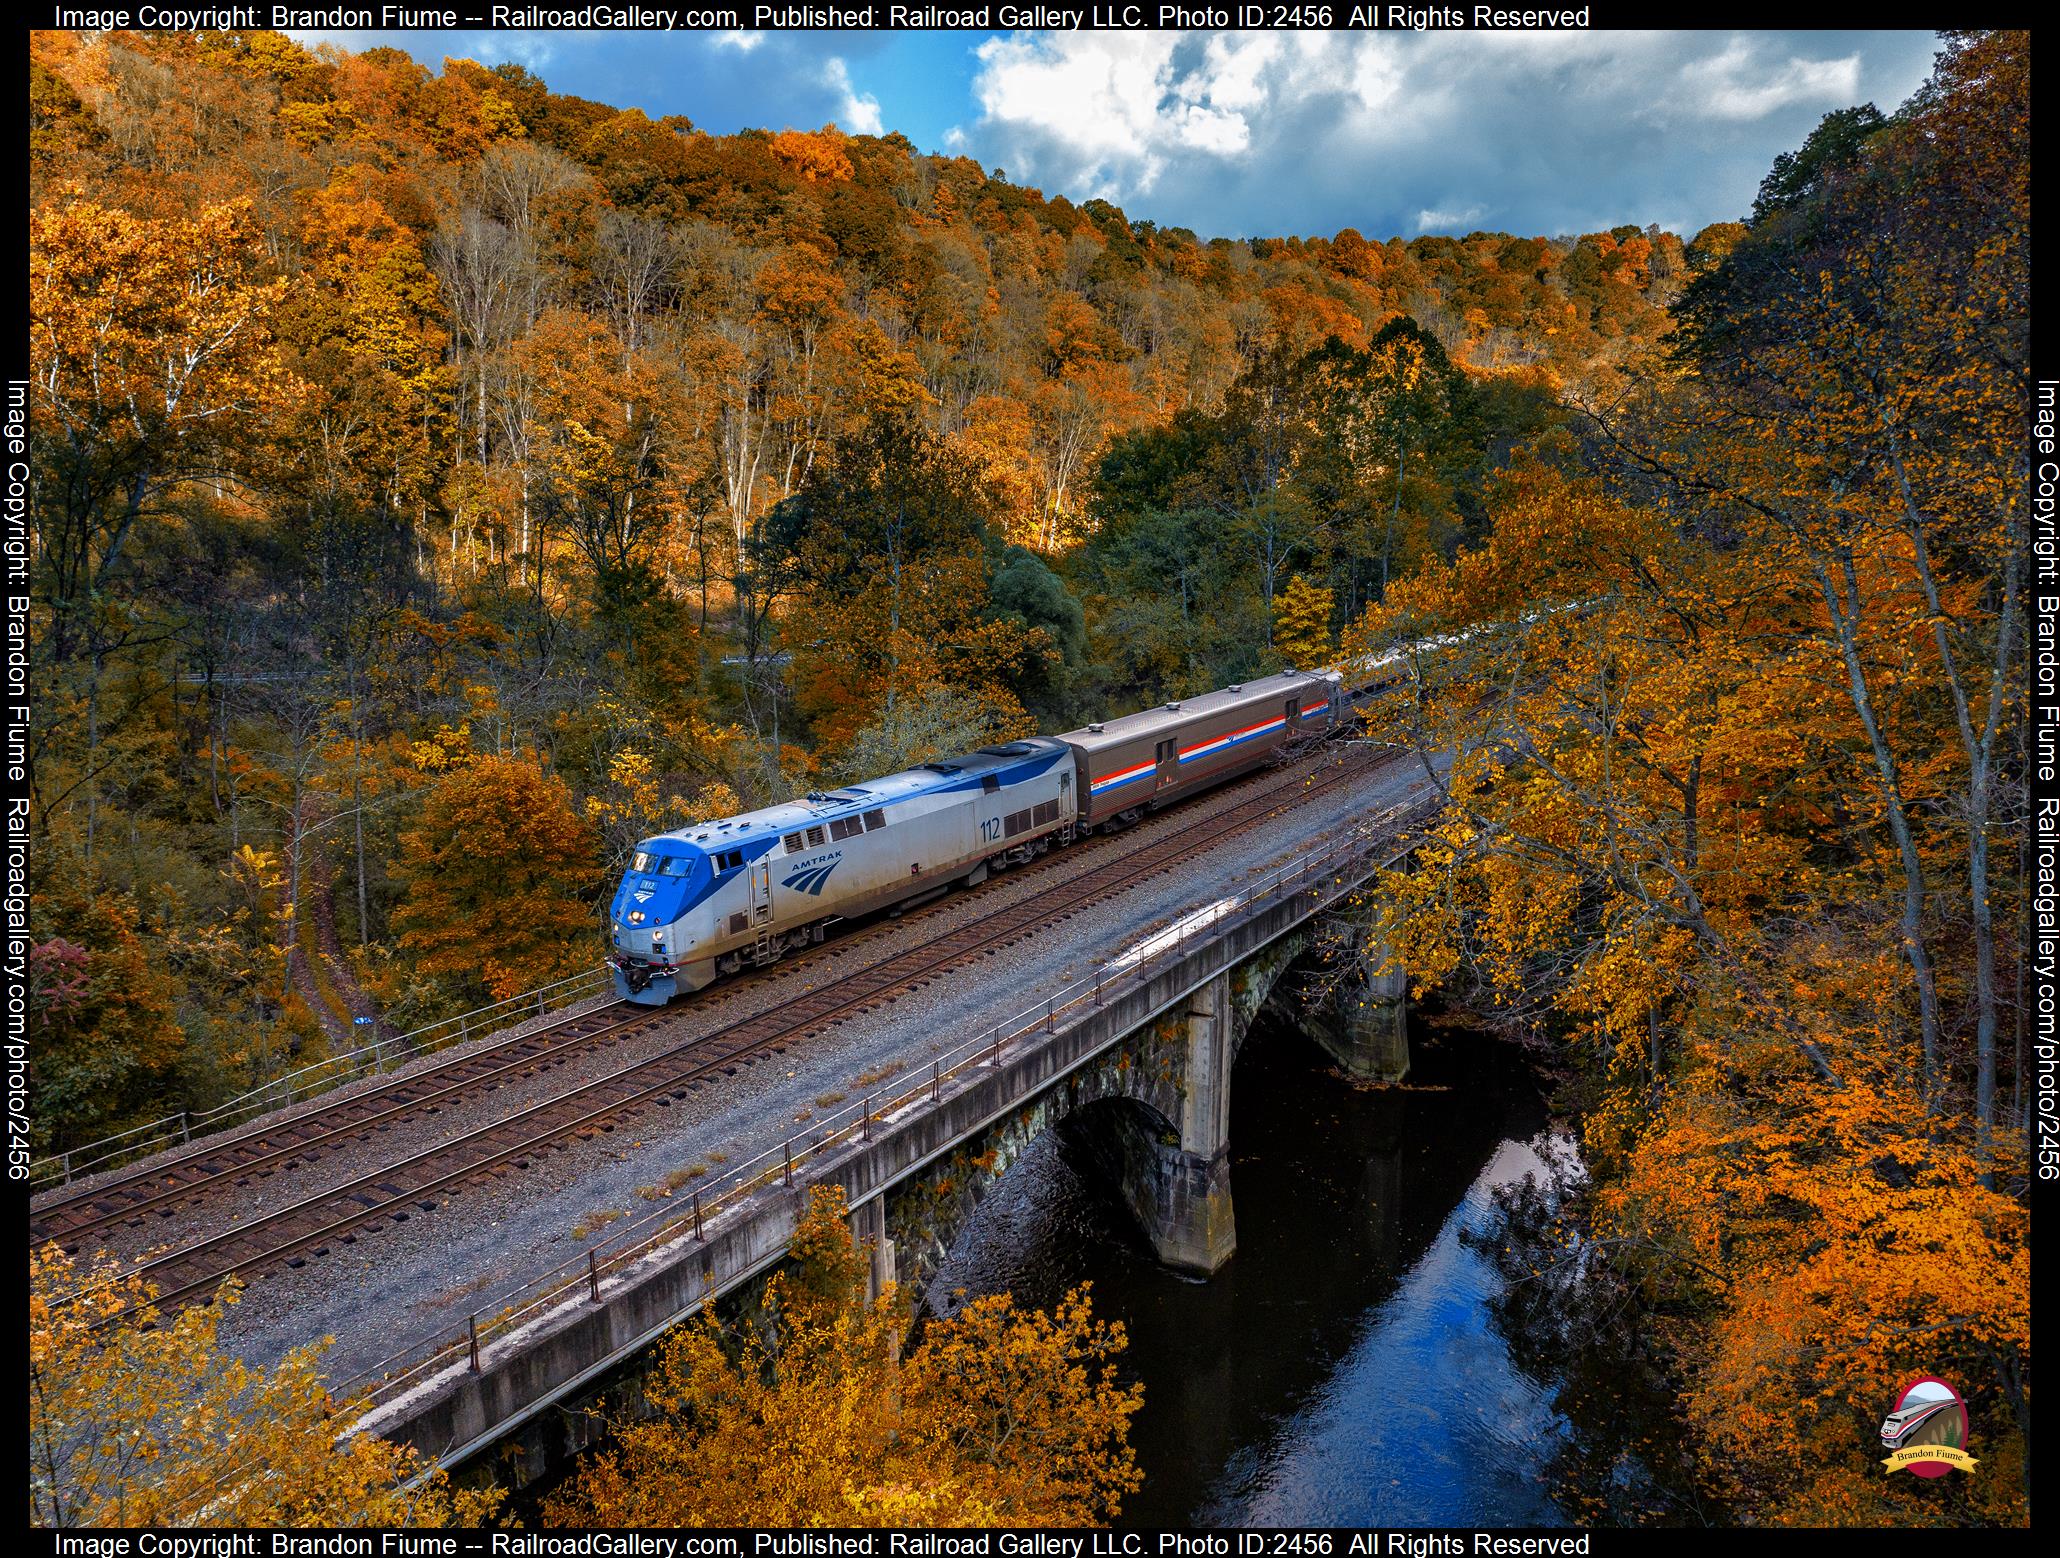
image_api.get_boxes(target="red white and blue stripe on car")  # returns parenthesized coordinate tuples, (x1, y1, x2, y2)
(1089, 712, 1294, 795)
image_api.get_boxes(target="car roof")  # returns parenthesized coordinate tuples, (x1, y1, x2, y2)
(640, 737, 1072, 852)
(1058, 669, 1336, 751)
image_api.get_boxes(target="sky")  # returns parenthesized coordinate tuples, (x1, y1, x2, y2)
(297, 27, 1942, 242)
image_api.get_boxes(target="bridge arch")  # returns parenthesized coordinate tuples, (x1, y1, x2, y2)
(875, 962, 1256, 1292)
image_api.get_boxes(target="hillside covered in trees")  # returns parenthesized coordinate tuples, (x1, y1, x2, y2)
(27, 24, 2028, 1529)
(27, 24, 1676, 1148)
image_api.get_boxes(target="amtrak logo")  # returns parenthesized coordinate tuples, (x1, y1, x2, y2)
(632, 890, 653, 903)
(781, 857, 842, 896)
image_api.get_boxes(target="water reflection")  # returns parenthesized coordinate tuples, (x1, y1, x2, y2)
(926, 1015, 1601, 1527)
(1218, 1135, 1570, 1527)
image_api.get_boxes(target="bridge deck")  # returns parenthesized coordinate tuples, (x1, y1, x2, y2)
(200, 744, 1438, 1396)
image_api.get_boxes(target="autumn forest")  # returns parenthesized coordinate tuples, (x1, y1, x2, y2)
(25, 25, 2030, 1528)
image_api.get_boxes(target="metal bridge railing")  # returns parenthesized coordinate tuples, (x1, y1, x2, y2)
(340, 802, 1432, 1420)
(29, 967, 615, 1191)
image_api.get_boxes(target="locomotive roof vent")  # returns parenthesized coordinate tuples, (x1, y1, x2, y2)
(1088, 723, 1104, 733)
(1165, 701, 1182, 710)
(1229, 683, 1242, 691)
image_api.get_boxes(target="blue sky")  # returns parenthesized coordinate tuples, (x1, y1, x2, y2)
(299, 28, 1942, 241)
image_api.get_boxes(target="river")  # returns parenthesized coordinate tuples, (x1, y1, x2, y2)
(926, 1008, 1701, 1527)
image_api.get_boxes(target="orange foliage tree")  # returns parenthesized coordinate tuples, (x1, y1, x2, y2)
(1350, 452, 2028, 1519)
(30, 191, 295, 664)
(29, 1245, 499, 1528)
(1345, 43, 2030, 1521)
(390, 755, 602, 1002)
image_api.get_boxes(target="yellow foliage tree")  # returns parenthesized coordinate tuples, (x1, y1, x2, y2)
(1271, 573, 1334, 668)
(543, 1186, 1143, 1527)
(28, 1245, 499, 1528)
(1346, 453, 2030, 1526)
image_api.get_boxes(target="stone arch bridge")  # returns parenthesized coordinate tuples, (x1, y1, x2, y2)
(359, 821, 1421, 1485)
(865, 910, 1405, 1294)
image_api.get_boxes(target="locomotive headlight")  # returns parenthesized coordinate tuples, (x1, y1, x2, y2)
(627, 910, 646, 925)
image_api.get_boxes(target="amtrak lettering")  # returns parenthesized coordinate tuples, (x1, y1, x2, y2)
(781, 854, 844, 896)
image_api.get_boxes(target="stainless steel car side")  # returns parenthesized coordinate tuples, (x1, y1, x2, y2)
(1060, 668, 1344, 832)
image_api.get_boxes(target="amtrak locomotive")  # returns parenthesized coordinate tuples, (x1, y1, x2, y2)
(609, 668, 1345, 1004)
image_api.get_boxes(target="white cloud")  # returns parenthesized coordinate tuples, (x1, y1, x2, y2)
(293, 28, 559, 70)
(973, 33, 1179, 154)
(1415, 204, 1484, 233)
(964, 32, 1316, 194)
(949, 30, 1933, 240)
(1678, 39, 1863, 121)
(822, 57, 884, 136)
(713, 31, 765, 52)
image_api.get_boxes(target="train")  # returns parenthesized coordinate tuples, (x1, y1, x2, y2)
(608, 668, 1348, 1005)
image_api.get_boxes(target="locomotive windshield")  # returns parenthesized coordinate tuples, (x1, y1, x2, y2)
(628, 850, 696, 876)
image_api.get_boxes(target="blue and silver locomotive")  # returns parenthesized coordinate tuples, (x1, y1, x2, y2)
(608, 668, 1345, 1005)
(609, 738, 1077, 1003)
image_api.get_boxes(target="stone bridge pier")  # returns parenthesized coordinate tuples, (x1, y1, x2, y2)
(878, 919, 1406, 1289)
(1064, 970, 1239, 1273)
(1299, 909, 1411, 1084)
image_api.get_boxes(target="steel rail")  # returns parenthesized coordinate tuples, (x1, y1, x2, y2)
(35, 739, 1368, 1246)
(73, 744, 1392, 1316)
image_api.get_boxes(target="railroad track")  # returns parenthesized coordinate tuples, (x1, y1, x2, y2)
(33, 737, 1385, 1254)
(27, 1001, 656, 1251)
(54, 740, 1400, 1309)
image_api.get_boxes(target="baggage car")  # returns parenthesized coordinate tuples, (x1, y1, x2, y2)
(1059, 669, 1344, 832)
